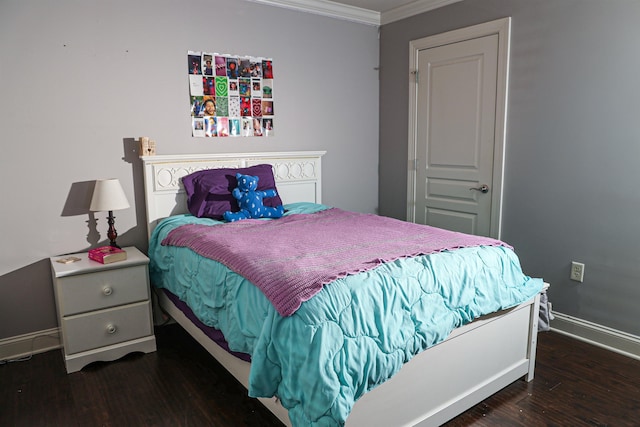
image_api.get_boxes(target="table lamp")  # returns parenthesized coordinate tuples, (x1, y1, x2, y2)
(90, 178, 130, 248)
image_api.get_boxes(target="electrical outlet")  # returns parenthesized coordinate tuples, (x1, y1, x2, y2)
(570, 261, 585, 282)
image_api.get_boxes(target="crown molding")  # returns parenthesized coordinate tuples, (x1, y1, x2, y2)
(245, 0, 462, 26)
(381, 0, 463, 25)
(245, 0, 380, 26)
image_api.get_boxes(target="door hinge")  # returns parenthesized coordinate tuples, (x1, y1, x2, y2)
(411, 70, 418, 83)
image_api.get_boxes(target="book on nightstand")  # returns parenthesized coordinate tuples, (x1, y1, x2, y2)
(88, 246, 127, 264)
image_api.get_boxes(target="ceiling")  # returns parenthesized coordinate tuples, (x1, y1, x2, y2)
(248, 0, 462, 25)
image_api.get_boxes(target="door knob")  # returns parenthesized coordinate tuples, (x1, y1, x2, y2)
(470, 184, 489, 193)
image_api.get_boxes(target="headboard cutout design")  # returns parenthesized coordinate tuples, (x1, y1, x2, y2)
(141, 151, 325, 237)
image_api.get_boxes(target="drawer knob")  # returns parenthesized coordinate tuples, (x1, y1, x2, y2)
(106, 324, 117, 334)
(102, 286, 113, 296)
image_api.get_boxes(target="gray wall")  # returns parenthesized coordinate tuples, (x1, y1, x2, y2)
(379, 0, 640, 336)
(0, 0, 379, 339)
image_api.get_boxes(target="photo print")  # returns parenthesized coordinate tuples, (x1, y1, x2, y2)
(239, 78, 251, 97)
(229, 80, 239, 96)
(252, 79, 262, 97)
(203, 54, 213, 76)
(262, 79, 273, 99)
(189, 75, 204, 96)
(192, 117, 205, 137)
(228, 96, 240, 117)
(203, 77, 215, 96)
(215, 56, 227, 76)
(263, 118, 274, 137)
(204, 116, 216, 137)
(227, 57, 239, 79)
(188, 54, 202, 75)
(229, 118, 241, 136)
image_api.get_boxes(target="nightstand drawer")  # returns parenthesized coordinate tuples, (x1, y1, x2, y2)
(62, 301, 152, 354)
(57, 265, 149, 316)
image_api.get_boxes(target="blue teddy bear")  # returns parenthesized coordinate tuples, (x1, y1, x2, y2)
(223, 173, 284, 222)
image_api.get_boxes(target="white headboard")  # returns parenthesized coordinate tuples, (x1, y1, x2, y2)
(141, 151, 326, 238)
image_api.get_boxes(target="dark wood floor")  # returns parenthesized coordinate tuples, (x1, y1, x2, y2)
(2, 325, 639, 426)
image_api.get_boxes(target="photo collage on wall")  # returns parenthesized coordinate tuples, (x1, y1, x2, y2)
(188, 51, 275, 138)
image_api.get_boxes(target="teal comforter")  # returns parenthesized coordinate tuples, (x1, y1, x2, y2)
(149, 203, 544, 426)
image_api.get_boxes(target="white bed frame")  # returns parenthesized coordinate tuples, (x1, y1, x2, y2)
(141, 151, 546, 427)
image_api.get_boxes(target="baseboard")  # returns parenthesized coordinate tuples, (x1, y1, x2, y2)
(4, 316, 637, 363)
(0, 328, 61, 361)
(551, 312, 640, 361)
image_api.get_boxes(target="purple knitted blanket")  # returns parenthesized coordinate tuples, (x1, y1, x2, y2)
(161, 208, 511, 316)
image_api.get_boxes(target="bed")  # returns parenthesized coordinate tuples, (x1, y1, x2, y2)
(141, 151, 547, 427)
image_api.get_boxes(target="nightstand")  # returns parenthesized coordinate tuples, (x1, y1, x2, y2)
(50, 246, 156, 373)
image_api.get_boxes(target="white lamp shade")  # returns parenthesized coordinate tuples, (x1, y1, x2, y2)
(90, 179, 130, 212)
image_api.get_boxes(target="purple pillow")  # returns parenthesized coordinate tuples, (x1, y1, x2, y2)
(182, 164, 283, 220)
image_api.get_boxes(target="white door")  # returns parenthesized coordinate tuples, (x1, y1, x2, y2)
(407, 18, 510, 239)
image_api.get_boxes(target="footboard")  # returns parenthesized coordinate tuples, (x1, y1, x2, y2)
(346, 291, 543, 427)
(157, 287, 544, 427)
